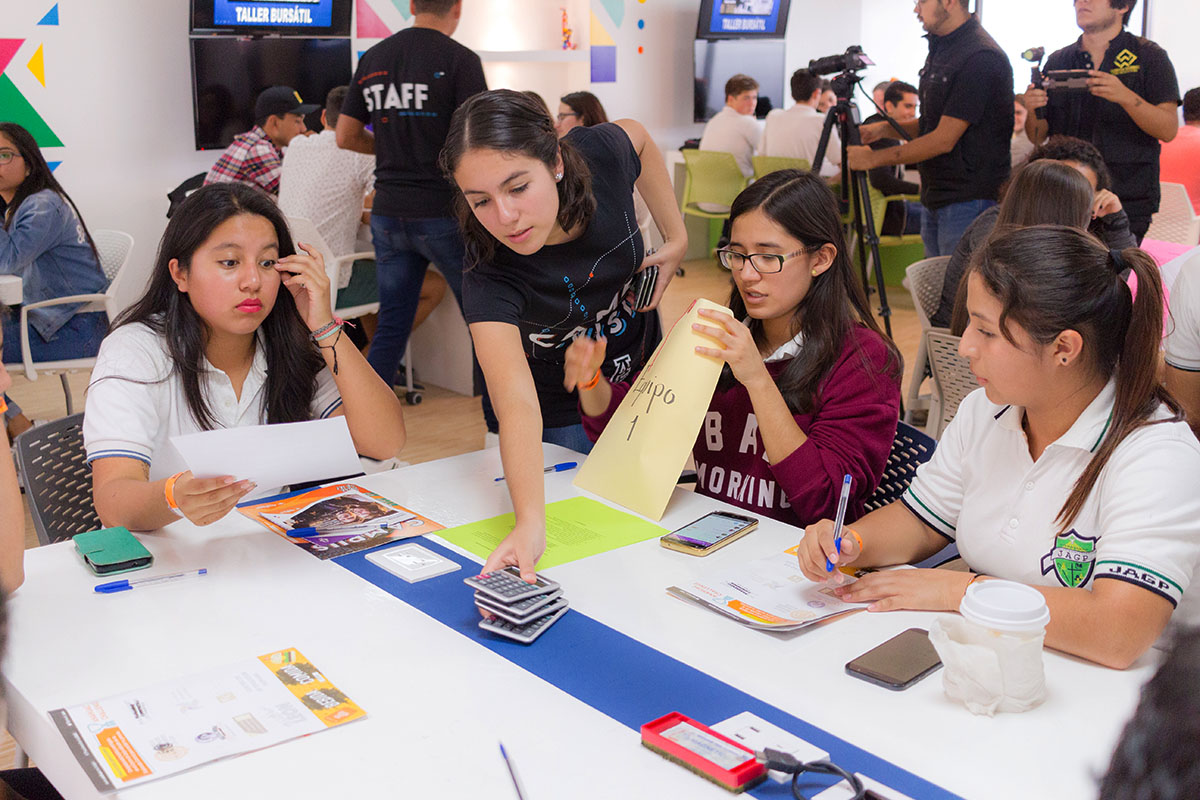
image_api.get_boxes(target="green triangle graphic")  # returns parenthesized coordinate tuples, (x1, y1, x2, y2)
(388, 0, 410, 19)
(0, 74, 62, 146)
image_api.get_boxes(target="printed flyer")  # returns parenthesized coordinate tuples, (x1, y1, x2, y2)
(238, 482, 443, 559)
(667, 545, 865, 631)
(49, 647, 365, 793)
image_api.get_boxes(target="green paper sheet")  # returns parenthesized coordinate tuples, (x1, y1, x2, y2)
(436, 497, 667, 569)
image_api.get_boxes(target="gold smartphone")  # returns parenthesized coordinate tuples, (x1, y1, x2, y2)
(659, 511, 758, 556)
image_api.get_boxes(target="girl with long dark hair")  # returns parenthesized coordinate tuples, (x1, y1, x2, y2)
(440, 88, 687, 579)
(555, 91, 609, 137)
(85, 183, 406, 530)
(798, 225, 1200, 669)
(569, 170, 902, 525)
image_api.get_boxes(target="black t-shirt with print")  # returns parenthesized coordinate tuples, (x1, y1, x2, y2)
(1044, 31, 1181, 220)
(342, 27, 487, 218)
(462, 123, 660, 428)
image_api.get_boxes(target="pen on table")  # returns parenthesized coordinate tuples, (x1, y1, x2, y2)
(499, 742, 527, 800)
(287, 523, 395, 539)
(494, 461, 578, 482)
(825, 474, 853, 573)
(94, 569, 208, 594)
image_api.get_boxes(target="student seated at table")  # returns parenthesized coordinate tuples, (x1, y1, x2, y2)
(0, 322, 25, 595)
(0, 122, 108, 439)
(797, 225, 1200, 670)
(567, 170, 902, 527)
(84, 183, 406, 531)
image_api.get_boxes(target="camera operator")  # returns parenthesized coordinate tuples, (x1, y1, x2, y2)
(847, 0, 1013, 257)
(1023, 0, 1180, 242)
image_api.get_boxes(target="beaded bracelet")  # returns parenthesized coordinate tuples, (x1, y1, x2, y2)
(579, 369, 602, 391)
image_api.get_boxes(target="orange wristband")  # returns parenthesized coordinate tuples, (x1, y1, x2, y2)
(164, 472, 185, 511)
(846, 528, 863, 555)
(579, 369, 602, 391)
(0, 397, 7, 416)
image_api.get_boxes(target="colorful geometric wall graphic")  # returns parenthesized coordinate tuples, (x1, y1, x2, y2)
(0, 39, 22, 76)
(0, 75, 63, 146)
(590, 11, 616, 83)
(37, 4, 59, 26)
(46, 161, 60, 172)
(28, 44, 45, 87)
(598, 0, 625, 27)
(388, 0, 410, 20)
(356, 0, 392, 38)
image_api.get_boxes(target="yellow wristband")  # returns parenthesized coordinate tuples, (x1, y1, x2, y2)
(164, 472, 185, 511)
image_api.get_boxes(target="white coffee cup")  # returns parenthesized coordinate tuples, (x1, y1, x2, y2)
(929, 579, 1051, 715)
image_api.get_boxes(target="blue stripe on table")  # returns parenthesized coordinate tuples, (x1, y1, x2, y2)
(336, 539, 961, 800)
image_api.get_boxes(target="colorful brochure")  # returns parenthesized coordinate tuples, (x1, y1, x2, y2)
(49, 647, 365, 793)
(238, 482, 443, 559)
(667, 545, 865, 631)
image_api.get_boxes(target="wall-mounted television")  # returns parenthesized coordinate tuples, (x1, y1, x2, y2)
(190, 37, 352, 149)
(693, 38, 785, 123)
(191, 0, 352, 37)
(696, 0, 791, 39)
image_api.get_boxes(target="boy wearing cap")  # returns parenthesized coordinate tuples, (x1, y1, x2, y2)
(205, 85, 318, 195)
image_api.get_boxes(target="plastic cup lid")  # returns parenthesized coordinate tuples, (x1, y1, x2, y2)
(958, 579, 1051, 633)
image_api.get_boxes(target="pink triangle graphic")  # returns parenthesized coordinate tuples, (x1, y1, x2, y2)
(0, 39, 24, 78)
(355, 0, 392, 38)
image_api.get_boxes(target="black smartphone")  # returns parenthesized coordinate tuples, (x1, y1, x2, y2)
(845, 628, 942, 690)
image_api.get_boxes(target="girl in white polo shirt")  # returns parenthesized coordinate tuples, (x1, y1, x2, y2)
(798, 225, 1200, 669)
(85, 183, 406, 530)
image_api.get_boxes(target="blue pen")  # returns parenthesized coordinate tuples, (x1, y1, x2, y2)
(825, 474, 853, 573)
(494, 461, 578, 482)
(95, 569, 208, 594)
(287, 523, 389, 539)
(499, 743, 527, 800)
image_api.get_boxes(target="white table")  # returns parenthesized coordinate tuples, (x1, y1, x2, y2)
(0, 274, 20, 306)
(5, 444, 1154, 799)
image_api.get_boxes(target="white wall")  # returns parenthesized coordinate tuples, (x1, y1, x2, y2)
(14, 0, 217, 314)
(1149, 0, 1200, 93)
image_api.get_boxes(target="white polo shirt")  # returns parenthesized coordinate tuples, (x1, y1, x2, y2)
(84, 322, 343, 481)
(698, 106, 762, 177)
(903, 383, 1200, 628)
(1164, 246, 1200, 371)
(759, 103, 841, 178)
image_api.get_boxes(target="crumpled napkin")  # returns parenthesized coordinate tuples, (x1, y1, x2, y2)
(929, 615, 1047, 716)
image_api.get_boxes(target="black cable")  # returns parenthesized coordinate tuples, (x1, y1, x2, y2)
(757, 749, 867, 800)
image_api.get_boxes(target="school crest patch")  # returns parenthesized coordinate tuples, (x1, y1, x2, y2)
(1040, 529, 1098, 588)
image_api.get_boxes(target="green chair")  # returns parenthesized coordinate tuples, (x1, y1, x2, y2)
(845, 181, 923, 287)
(751, 155, 810, 181)
(680, 149, 748, 221)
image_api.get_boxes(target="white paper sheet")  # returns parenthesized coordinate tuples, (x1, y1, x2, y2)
(171, 417, 362, 497)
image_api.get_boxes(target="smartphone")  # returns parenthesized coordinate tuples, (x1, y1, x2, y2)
(660, 511, 758, 556)
(845, 628, 942, 691)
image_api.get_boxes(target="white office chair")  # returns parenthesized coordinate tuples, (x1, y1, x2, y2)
(925, 330, 978, 438)
(1145, 182, 1200, 246)
(6, 229, 134, 415)
(901, 256, 951, 426)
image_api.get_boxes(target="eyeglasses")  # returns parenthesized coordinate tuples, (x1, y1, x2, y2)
(715, 247, 810, 274)
(555, 112, 579, 122)
(0, 151, 21, 166)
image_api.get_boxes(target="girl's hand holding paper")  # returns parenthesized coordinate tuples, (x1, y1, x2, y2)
(691, 309, 772, 388)
(174, 471, 256, 526)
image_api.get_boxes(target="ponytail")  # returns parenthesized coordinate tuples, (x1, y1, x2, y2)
(974, 226, 1181, 532)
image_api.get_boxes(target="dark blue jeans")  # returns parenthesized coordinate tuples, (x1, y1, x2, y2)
(367, 214, 497, 430)
(2, 310, 107, 363)
(542, 423, 595, 455)
(920, 199, 996, 257)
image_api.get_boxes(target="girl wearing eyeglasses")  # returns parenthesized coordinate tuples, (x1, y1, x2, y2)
(567, 170, 902, 527)
(0, 122, 108, 438)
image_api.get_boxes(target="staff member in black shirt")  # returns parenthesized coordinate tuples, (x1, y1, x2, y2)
(848, 0, 1013, 258)
(1022, 0, 1180, 242)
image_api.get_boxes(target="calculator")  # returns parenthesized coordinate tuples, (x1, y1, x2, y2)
(478, 604, 570, 644)
(476, 594, 570, 626)
(463, 567, 561, 604)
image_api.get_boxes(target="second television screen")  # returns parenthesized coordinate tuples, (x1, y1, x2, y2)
(693, 38, 785, 123)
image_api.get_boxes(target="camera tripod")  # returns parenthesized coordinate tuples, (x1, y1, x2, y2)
(810, 71, 909, 339)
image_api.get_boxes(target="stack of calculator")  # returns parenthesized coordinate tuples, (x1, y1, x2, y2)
(466, 567, 569, 644)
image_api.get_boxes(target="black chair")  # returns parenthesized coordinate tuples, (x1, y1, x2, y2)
(167, 172, 206, 218)
(13, 414, 102, 545)
(863, 421, 937, 512)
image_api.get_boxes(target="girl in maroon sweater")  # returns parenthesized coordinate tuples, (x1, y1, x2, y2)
(568, 170, 902, 527)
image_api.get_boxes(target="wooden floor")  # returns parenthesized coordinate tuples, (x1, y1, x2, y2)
(1, 256, 922, 771)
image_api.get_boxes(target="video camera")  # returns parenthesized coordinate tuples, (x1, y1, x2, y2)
(808, 46, 874, 77)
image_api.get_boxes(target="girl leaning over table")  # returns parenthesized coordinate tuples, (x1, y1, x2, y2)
(566, 170, 902, 527)
(439, 89, 688, 581)
(84, 183, 406, 531)
(797, 225, 1200, 669)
